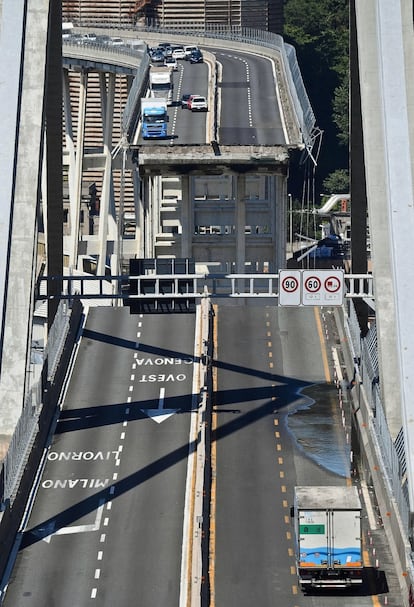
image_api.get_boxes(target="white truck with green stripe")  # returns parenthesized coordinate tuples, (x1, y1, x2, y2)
(292, 486, 364, 590)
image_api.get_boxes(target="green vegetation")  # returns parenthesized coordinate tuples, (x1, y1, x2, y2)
(284, 0, 349, 198)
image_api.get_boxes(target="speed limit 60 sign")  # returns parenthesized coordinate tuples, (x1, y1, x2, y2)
(302, 270, 344, 306)
(278, 269, 344, 307)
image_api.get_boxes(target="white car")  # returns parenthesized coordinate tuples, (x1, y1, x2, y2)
(172, 46, 186, 60)
(164, 57, 178, 71)
(110, 37, 124, 46)
(189, 95, 208, 112)
(184, 45, 198, 59)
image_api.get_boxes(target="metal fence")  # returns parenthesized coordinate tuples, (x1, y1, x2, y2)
(2, 301, 73, 504)
(2, 400, 38, 504)
(45, 301, 72, 382)
(122, 52, 150, 135)
(344, 298, 410, 533)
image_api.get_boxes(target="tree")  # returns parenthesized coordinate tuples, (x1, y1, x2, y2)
(284, 0, 349, 195)
(323, 168, 349, 193)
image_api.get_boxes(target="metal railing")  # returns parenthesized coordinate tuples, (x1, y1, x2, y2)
(2, 301, 74, 504)
(122, 52, 150, 135)
(36, 272, 375, 301)
(344, 298, 410, 533)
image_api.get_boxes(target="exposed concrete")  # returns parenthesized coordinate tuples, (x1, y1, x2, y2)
(0, 1, 50, 441)
(134, 144, 290, 175)
(0, 0, 26, 369)
(355, 1, 403, 439)
(356, 0, 414, 540)
(63, 41, 142, 74)
(133, 145, 289, 271)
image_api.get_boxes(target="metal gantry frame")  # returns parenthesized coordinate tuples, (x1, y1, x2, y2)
(37, 272, 375, 302)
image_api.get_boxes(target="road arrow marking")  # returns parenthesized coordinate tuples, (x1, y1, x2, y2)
(141, 387, 179, 423)
(41, 500, 105, 542)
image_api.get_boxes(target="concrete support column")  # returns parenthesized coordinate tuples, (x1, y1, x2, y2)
(45, 0, 63, 323)
(70, 69, 88, 269)
(355, 0, 403, 438)
(146, 176, 154, 258)
(98, 72, 115, 275)
(235, 173, 246, 273)
(140, 176, 150, 258)
(63, 69, 76, 221)
(152, 175, 162, 242)
(274, 174, 287, 271)
(0, 0, 50, 437)
(181, 175, 192, 258)
(133, 166, 144, 258)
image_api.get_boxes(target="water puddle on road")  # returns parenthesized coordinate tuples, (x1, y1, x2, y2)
(286, 383, 351, 478)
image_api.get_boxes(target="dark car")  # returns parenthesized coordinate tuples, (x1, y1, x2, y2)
(151, 50, 165, 64)
(162, 46, 173, 58)
(95, 34, 112, 46)
(189, 49, 203, 64)
(181, 93, 192, 109)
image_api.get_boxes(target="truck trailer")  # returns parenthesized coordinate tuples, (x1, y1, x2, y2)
(141, 98, 168, 139)
(292, 486, 364, 590)
(149, 66, 173, 105)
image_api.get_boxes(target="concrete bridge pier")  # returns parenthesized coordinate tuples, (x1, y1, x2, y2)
(235, 173, 246, 273)
(97, 72, 117, 276)
(70, 69, 88, 269)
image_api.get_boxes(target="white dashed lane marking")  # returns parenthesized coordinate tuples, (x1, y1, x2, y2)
(90, 317, 142, 599)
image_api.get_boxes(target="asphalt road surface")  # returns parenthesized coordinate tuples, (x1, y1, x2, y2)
(3, 308, 197, 607)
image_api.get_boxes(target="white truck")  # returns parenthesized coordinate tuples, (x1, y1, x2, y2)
(141, 98, 168, 139)
(291, 486, 364, 591)
(149, 66, 173, 105)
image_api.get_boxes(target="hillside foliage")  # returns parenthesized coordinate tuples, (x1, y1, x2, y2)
(284, 0, 349, 195)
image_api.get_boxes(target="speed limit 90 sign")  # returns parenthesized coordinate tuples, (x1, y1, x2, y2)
(279, 270, 301, 306)
(279, 269, 344, 306)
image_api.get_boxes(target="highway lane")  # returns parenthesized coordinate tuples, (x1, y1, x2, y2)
(3, 308, 198, 607)
(212, 301, 382, 607)
(138, 58, 210, 145)
(215, 50, 286, 145)
(170, 59, 210, 144)
(139, 47, 285, 147)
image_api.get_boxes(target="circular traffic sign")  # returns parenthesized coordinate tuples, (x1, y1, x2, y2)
(304, 276, 321, 292)
(281, 276, 299, 293)
(324, 275, 341, 293)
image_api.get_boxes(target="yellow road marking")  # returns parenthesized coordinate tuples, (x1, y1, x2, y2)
(313, 307, 331, 382)
(209, 305, 219, 607)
